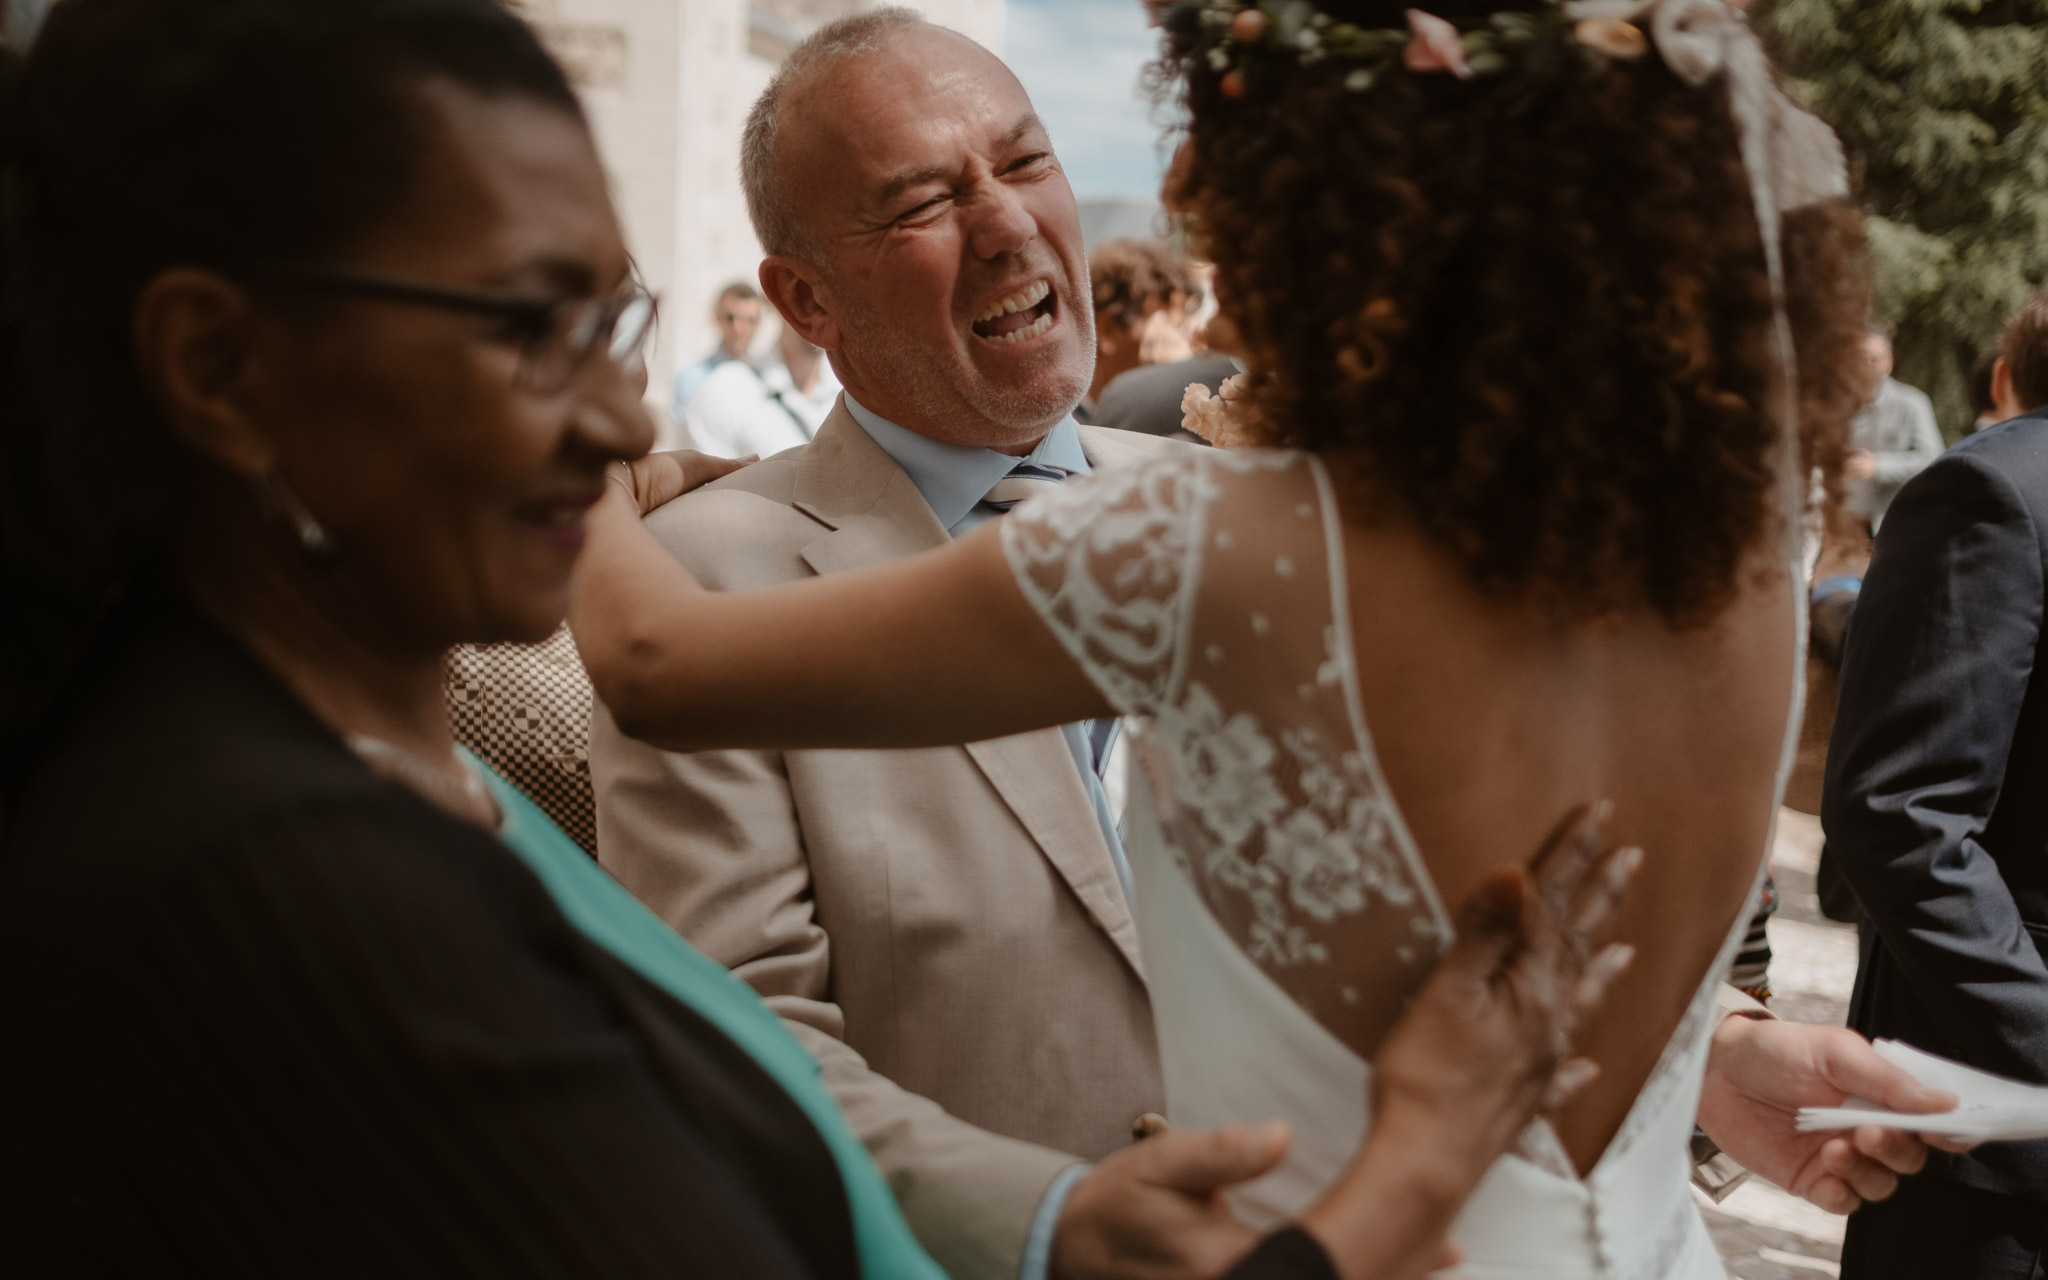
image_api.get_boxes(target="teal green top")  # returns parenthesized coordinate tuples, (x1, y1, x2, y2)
(471, 756, 946, 1280)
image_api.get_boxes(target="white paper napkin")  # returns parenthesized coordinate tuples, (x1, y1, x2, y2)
(1797, 1040, 2048, 1143)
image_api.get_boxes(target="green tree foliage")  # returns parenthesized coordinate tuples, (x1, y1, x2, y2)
(1755, 0, 2048, 435)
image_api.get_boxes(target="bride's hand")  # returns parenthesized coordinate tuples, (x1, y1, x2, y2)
(1298, 804, 1638, 1280)
(606, 450, 756, 517)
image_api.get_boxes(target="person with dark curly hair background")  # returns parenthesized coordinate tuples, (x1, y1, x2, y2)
(1082, 237, 1198, 413)
(570, 3, 1969, 1277)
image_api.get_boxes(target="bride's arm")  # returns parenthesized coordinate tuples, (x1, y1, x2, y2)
(570, 458, 1110, 753)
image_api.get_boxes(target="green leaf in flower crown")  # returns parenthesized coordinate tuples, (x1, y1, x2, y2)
(1466, 49, 1510, 77)
(1275, 0, 1315, 46)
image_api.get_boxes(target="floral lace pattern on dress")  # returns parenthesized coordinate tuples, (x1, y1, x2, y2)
(1004, 449, 1452, 1056)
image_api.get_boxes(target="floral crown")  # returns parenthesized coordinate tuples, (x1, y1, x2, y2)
(1165, 0, 1851, 560)
(1160, 0, 1742, 98)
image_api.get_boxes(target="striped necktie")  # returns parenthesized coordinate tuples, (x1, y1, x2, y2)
(982, 460, 1071, 512)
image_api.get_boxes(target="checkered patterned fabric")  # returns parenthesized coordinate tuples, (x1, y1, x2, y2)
(446, 624, 597, 854)
(1726, 874, 1779, 1002)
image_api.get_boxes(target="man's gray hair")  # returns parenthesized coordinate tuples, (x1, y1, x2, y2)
(741, 7, 928, 258)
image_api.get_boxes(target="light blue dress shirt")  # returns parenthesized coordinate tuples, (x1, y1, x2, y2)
(841, 394, 1090, 535)
(841, 394, 1122, 1277)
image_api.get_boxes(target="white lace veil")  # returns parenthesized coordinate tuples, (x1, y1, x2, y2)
(1569, 0, 1851, 554)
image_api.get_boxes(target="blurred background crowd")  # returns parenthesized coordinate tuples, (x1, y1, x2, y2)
(10, 0, 2028, 464)
(5, 2, 2048, 1278)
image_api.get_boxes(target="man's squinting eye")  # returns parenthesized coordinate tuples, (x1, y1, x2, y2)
(894, 195, 947, 225)
(1006, 152, 1051, 175)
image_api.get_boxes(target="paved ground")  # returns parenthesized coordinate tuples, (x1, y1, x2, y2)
(1700, 808, 1862, 1279)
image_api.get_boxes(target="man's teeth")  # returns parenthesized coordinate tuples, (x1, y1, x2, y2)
(976, 280, 1050, 324)
(984, 311, 1055, 344)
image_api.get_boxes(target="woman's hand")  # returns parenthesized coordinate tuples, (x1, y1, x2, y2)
(1372, 803, 1638, 1173)
(606, 450, 755, 517)
(1298, 803, 1639, 1280)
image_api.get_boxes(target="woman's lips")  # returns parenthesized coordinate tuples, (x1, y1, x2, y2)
(512, 490, 604, 551)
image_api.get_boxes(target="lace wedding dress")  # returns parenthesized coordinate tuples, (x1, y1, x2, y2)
(1003, 448, 1798, 1280)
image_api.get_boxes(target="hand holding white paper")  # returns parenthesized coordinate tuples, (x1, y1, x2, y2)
(1798, 1040, 2048, 1143)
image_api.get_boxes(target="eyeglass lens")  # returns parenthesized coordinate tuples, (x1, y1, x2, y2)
(520, 291, 657, 393)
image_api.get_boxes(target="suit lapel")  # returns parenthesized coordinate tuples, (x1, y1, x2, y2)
(1078, 422, 1178, 473)
(792, 401, 1147, 979)
(793, 401, 951, 573)
(964, 735, 1146, 979)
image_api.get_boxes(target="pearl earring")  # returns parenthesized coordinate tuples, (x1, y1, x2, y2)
(252, 468, 340, 565)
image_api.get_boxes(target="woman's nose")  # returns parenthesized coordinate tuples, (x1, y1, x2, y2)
(572, 367, 659, 461)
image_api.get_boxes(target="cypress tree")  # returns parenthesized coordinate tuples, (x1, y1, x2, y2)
(1755, 0, 2048, 435)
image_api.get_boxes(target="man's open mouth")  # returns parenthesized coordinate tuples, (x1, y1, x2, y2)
(971, 280, 1056, 344)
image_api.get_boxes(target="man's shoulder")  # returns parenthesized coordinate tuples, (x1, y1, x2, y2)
(653, 449, 808, 520)
(1942, 412, 2048, 489)
(643, 452, 823, 582)
(1078, 421, 1199, 469)
(1889, 413, 2048, 536)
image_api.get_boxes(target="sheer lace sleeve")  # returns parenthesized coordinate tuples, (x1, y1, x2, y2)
(1007, 449, 1454, 1061)
(1000, 452, 1214, 717)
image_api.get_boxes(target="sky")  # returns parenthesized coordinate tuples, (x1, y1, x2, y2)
(1005, 0, 1172, 199)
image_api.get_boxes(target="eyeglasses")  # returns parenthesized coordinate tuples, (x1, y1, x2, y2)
(239, 264, 660, 395)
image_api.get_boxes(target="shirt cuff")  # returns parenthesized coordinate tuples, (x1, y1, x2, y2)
(1715, 983, 1774, 1020)
(1017, 1162, 1091, 1280)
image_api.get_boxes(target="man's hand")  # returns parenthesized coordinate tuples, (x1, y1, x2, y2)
(607, 450, 755, 517)
(1697, 1016, 1964, 1213)
(1049, 1123, 1287, 1280)
(1845, 449, 1878, 481)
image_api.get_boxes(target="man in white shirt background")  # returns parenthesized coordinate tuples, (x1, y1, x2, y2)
(1845, 329, 1946, 527)
(683, 316, 842, 459)
(669, 280, 763, 430)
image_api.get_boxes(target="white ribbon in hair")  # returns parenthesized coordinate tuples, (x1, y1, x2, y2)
(1563, 0, 1847, 219)
(1568, 0, 1728, 85)
(1568, 0, 1849, 560)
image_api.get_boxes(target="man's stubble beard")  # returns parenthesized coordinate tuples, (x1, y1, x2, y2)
(830, 276, 1095, 446)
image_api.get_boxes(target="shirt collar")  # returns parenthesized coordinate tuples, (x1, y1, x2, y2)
(842, 394, 1090, 532)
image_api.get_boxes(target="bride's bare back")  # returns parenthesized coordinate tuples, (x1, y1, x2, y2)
(998, 443, 1798, 1180)
(1337, 506, 1795, 1171)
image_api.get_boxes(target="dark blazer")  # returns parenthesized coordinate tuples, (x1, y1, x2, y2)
(0, 605, 862, 1278)
(1826, 407, 2048, 1200)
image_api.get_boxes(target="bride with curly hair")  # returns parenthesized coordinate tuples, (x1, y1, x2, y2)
(574, 2, 1875, 1275)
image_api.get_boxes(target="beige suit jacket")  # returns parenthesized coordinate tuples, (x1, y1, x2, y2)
(589, 401, 1170, 1280)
